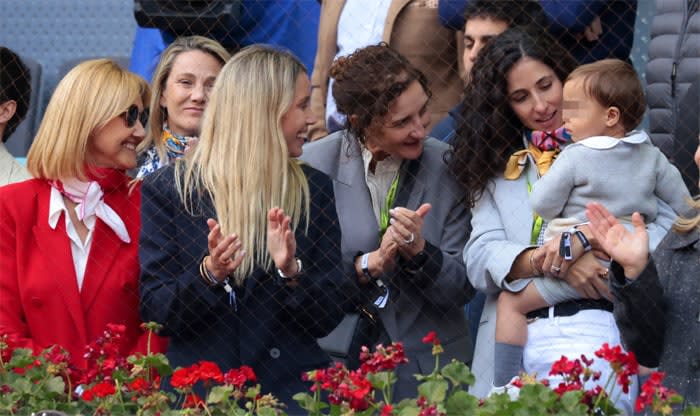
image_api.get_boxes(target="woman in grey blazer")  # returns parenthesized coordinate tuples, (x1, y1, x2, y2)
(448, 28, 675, 413)
(301, 44, 474, 401)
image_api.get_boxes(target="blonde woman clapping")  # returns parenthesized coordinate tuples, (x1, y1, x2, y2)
(138, 45, 344, 412)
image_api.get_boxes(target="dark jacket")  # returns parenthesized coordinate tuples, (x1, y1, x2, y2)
(439, 0, 637, 64)
(611, 227, 700, 412)
(139, 163, 344, 411)
(429, 103, 463, 144)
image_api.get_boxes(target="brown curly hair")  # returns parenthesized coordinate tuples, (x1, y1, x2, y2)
(330, 43, 431, 145)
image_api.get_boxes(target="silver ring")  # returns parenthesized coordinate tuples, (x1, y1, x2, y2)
(403, 232, 415, 245)
(551, 265, 561, 273)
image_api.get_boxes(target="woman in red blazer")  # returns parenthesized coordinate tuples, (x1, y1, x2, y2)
(0, 59, 164, 370)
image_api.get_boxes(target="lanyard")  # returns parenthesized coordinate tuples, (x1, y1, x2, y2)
(378, 172, 400, 240)
(526, 180, 543, 245)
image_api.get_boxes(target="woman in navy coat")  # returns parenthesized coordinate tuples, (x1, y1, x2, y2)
(139, 45, 344, 411)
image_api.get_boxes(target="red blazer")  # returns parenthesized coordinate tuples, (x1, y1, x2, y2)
(0, 177, 165, 369)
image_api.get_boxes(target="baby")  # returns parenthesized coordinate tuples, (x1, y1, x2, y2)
(491, 59, 691, 395)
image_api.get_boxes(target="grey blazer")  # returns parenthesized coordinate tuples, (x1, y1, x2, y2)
(301, 131, 474, 400)
(464, 146, 678, 397)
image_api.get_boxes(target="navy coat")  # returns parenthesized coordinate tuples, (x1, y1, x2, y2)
(139, 163, 344, 411)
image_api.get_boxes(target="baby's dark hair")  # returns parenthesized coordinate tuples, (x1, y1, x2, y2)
(0, 47, 31, 142)
(330, 43, 430, 145)
(566, 59, 646, 132)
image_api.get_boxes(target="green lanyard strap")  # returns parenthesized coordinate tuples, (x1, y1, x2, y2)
(527, 181, 543, 245)
(378, 173, 400, 240)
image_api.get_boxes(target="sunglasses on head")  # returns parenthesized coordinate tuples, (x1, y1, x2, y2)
(122, 104, 149, 128)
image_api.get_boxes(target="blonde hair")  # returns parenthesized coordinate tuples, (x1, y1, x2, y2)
(176, 44, 310, 285)
(672, 196, 700, 233)
(139, 36, 230, 162)
(27, 59, 149, 180)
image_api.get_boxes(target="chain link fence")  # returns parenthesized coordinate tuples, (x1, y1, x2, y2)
(1, 0, 698, 412)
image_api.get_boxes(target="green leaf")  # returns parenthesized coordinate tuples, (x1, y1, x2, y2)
(45, 376, 66, 394)
(13, 377, 32, 394)
(144, 353, 173, 377)
(417, 380, 448, 404)
(8, 348, 36, 368)
(293, 392, 318, 412)
(517, 383, 558, 409)
(356, 408, 379, 416)
(207, 385, 233, 404)
(441, 359, 475, 387)
(681, 406, 700, 416)
(559, 390, 586, 411)
(367, 371, 395, 390)
(257, 408, 279, 416)
(478, 393, 517, 416)
(445, 390, 478, 415)
(397, 406, 420, 416)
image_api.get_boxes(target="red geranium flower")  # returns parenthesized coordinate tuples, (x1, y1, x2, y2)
(127, 377, 149, 394)
(182, 392, 205, 409)
(171, 365, 200, 390)
(81, 389, 94, 402)
(359, 342, 408, 374)
(198, 361, 223, 384)
(223, 365, 256, 388)
(91, 380, 116, 398)
(421, 331, 440, 346)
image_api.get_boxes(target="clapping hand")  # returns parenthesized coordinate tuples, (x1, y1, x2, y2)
(267, 207, 299, 279)
(586, 202, 649, 279)
(206, 218, 245, 281)
(388, 203, 431, 258)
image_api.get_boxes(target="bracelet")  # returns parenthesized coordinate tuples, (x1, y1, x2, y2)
(559, 231, 573, 260)
(360, 253, 374, 281)
(277, 258, 302, 279)
(573, 230, 592, 252)
(528, 248, 540, 275)
(200, 256, 220, 286)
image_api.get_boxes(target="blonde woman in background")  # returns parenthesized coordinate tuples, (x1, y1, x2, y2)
(139, 45, 344, 411)
(0, 59, 165, 371)
(136, 36, 230, 177)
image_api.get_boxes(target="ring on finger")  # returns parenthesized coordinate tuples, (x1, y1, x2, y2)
(551, 265, 561, 273)
(403, 232, 415, 245)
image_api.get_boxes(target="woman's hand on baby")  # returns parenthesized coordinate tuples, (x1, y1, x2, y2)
(586, 202, 649, 279)
(562, 251, 611, 300)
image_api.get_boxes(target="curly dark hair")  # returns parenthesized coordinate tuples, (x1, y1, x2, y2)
(448, 28, 577, 207)
(0, 47, 31, 143)
(330, 43, 431, 146)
